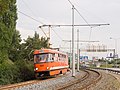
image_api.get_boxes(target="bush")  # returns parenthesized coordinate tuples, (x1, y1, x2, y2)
(0, 60, 20, 85)
(15, 60, 34, 81)
(0, 59, 34, 85)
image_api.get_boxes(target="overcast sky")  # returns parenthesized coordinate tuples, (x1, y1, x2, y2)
(16, 0, 120, 58)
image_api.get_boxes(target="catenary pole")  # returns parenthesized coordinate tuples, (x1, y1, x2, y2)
(70, 40, 72, 68)
(72, 5, 75, 77)
(77, 29, 80, 72)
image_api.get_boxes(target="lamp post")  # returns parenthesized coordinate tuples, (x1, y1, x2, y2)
(110, 37, 120, 67)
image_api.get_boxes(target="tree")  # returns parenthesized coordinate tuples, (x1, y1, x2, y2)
(8, 30, 22, 61)
(0, 0, 17, 62)
(0, 1, 20, 85)
(0, 0, 9, 15)
(21, 32, 50, 61)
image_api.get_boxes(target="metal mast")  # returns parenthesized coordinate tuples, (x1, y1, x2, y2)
(72, 5, 75, 77)
(77, 29, 79, 72)
(39, 12, 109, 78)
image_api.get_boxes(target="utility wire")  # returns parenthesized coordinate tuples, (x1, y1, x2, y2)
(18, 10, 48, 38)
(75, 8, 93, 41)
(68, 0, 74, 6)
(18, 10, 44, 24)
(67, 0, 90, 27)
(40, 28, 48, 38)
(67, 0, 94, 42)
(51, 28, 63, 41)
(51, 28, 64, 48)
(75, 0, 107, 23)
(74, 8, 91, 27)
(18, 10, 63, 40)
(21, 0, 36, 17)
(19, 1, 50, 38)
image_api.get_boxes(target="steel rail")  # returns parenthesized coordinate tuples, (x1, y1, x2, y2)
(0, 71, 71, 90)
(79, 69, 102, 90)
(0, 80, 39, 90)
(57, 69, 89, 90)
(57, 69, 102, 90)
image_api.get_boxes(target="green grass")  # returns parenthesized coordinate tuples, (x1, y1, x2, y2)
(100, 64, 120, 68)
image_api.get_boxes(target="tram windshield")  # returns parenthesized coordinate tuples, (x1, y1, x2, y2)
(34, 54, 49, 63)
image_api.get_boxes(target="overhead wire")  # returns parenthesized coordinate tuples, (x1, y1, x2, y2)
(51, 28, 63, 41)
(19, 0, 98, 44)
(18, 11, 63, 42)
(67, 0, 91, 27)
(75, 0, 107, 23)
(67, 0, 95, 42)
(72, 0, 108, 28)
(52, 28, 65, 48)
(18, 11, 44, 24)
(68, 0, 74, 6)
(21, 0, 36, 17)
(18, 0, 50, 38)
(74, 8, 91, 27)
(72, 0, 109, 42)
(40, 28, 48, 38)
(19, 1, 65, 41)
(18, 10, 49, 38)
(74, 7, 93, 42)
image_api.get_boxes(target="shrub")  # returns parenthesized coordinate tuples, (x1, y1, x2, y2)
(15, 60, 34, 81)
(0, 60, 20, 85)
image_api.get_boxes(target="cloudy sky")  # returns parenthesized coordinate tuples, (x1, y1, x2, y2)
(16, 0, 120, 58)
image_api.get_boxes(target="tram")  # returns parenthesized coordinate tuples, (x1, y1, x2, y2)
(34, 49, 69, 78)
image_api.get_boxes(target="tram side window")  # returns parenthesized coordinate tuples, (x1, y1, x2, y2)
(58, 54, 66, 61)
(55, 54, 58, 61)
(59, 54, 66, 61)
(47, 54, 54, 62)
(59, 54, 62, 61)
(58, 54, 60, 61)
(52, 54, 55, 61)
(63, 55, 66, 61)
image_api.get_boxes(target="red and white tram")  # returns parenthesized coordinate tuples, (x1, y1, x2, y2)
(34, 49, 69, 78)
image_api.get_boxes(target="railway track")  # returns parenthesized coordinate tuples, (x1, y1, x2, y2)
(0, 69, 101, 90)
(0, 71, 71, 90)
(0, 76, 59, 90)
(0, 80, 39, 90)
(57, 69, 102, 90)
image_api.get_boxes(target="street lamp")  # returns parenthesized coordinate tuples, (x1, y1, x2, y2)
(110, 37, 120, 67)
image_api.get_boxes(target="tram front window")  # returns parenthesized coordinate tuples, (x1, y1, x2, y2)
(34, 54, 48, 63)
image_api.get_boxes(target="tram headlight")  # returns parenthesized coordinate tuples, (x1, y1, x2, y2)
(35, 68, 38, 71)
(47, 67, 49, 70)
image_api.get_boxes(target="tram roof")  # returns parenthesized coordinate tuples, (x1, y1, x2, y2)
(34, 49, 67, 55)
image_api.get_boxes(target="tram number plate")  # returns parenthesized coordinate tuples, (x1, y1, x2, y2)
(40, 65, 44, 67)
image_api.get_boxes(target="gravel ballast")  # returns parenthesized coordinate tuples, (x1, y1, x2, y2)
(14, 70, 86, 90)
